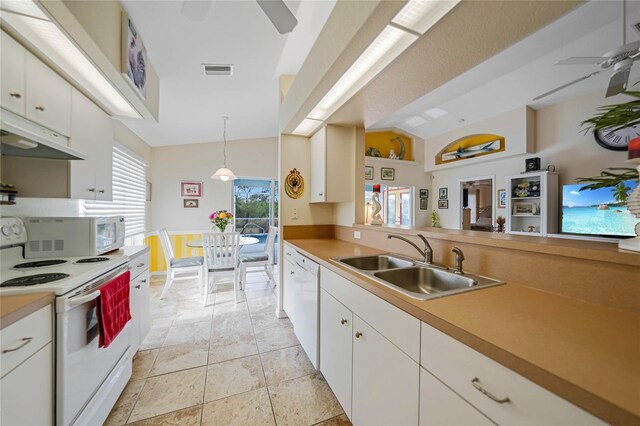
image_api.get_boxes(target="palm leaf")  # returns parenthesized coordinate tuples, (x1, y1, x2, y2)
(576, 167, 639, 191)
(580, 91, 640, 133)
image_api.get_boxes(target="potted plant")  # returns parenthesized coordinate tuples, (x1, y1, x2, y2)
(496, 215, 506, 233)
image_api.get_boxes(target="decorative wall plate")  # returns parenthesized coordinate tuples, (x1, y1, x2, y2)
(285, 168, 304, 199)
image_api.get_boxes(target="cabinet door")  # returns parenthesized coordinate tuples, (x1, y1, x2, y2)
(282, 258, 296, 325)
(352, 315, 419, 426)
(310, 127, 326, 202)
(0, 342, 53, 426)
(129, 276, 141, 354)
(69, 89, 113, 200)
(319, 289, 353, 418)
(137, 269, 151, 346)
(0, 32, 26, 115)
(25, 52, 71, 136)
(420, 367, 493, 426)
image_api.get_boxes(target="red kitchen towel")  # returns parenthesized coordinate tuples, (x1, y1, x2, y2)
(97, 271, 131, 348)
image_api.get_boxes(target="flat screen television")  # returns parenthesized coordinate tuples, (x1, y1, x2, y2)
(561, 179, 639, 238)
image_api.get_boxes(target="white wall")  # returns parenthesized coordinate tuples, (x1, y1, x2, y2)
(150, 137, 278, 231)
(430, 91, 630, 229)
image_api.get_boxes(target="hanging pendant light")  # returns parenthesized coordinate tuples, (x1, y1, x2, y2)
(211, 116, 236, 181)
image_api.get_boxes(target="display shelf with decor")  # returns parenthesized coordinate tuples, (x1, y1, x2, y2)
(506, 171, 558, 236)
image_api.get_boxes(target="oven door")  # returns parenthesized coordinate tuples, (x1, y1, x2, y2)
(56, 266, 131, 426)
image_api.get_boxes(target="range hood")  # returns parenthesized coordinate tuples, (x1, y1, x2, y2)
(0, 108, 87, 160)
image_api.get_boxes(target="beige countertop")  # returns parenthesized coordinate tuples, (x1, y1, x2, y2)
(285, 238, 640, 425)
(0, 292, 55, 329)
(113, 245, 150, 259)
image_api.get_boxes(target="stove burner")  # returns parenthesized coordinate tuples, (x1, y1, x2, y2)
(1, 273, 70, 287)
(13, 259, 68, 269)
(76, 257, 110, 264)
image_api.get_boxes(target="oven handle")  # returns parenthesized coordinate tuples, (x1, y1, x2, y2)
(57, 264, 130, 313)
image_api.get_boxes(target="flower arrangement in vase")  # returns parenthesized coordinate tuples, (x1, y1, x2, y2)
(209, 210, 234, 232)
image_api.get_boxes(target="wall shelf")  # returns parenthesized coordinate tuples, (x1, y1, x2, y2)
(365, 157, 420, 166)
(0, 201, 16, 205)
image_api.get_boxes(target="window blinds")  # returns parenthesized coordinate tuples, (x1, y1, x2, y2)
(83, 145, 147, 237)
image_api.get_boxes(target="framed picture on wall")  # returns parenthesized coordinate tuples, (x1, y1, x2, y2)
(439, 188, 448, 199)
(497, 189, 507, 208)
(121, 12, 147, 100)
(181, 181, 202, 198)
(420, 199, 428, 210)
(419, 189, 429, 199)
(438, 200, 448, 209)
(381, 167, 395, 180)
(365, 166, 373, 180)
(183, 199, 199, 208)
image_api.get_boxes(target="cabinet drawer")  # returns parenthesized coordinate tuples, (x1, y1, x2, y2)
(130, 252, 150, 279)
(1, 305, 52, 378)
(283, 243, 297, 262)
(421, 323, 604, 425)
(321, 267, 420, 362)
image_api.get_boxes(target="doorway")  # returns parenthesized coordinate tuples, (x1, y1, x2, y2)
(458, 176, 495, 232)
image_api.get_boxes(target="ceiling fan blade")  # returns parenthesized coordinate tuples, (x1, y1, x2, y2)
(181, 0, 211, 21)
(256, 0, 298, 34)
(555, 57, 607, 65)
(605, 67, 631, 97)
(533, 71, 602, 101)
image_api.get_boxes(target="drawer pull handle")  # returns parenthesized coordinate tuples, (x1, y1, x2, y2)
(355, 331, 363, 338)
(98, 189, 105, 194)
(88, 188, 96, 192)
(2, 337, 33, 353)
(471, 378, 510, 403)
(140, 279, 147, 283)
(35, 105, 45, 111)
(9, 92, 21, 99)
(136, 263, 145, 267)
(340, 318, 347, 325)
(134, 285, 141, 289)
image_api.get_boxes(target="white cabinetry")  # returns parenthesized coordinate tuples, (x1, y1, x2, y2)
(25, 52, 71, 136)
(129, 248, 151, 353)
(0, 305, 54, 426)
(421, 322, 604, 425)
(0, 31, 26, 115)
(420, 367, 492, 426)
(320, 266, 420, 423)
(310, 125, 355, 203)
(69, 88, 113, 201)
(506, 171, 558, 236)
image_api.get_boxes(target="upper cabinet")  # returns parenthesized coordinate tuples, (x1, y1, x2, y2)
(25, 53, 72, 136)
(0, 33, 26, 115)
(310, 125, 355, 203)
(69, 89, 113, 201)
(0, 31, 72, 136)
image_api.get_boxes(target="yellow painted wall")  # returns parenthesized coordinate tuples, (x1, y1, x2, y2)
(144, 233, 204, 273)
(365, 131, 413, 161)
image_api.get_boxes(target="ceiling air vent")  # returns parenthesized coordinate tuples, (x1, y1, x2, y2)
(202, 64, 233, 76)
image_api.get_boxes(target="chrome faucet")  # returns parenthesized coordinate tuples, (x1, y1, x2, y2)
(452, 247, 465, 274)
(387, 233, 433, 264)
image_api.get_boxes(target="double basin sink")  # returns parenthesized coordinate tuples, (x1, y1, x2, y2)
(332, 254, 504, 301)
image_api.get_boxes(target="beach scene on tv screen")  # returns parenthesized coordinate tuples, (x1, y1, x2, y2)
(562, 180, 639, 237)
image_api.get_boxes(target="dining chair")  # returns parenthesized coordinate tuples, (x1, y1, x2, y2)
(201, 232, 241, 305)
(158, 229, 204, 299)
(238, 226, 277, 291)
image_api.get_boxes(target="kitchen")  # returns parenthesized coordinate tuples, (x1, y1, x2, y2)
(1, 0, 639, 425)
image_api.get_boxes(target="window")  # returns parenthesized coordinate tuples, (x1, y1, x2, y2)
(83, 144, 147, 243)
(233, 178, 278, 234)
(365, 184, 413, 226)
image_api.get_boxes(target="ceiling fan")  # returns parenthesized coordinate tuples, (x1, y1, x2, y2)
(180, 0, 298, 34)
(534, 1, 639, 100)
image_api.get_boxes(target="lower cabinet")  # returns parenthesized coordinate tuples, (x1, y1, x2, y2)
(352, 315, 419, 426)
(129, 249, 151, 353)
(320, 288, 419, 424)
(420, 367, 493, 426)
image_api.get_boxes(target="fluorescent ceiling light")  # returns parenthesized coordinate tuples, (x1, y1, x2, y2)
(292, 118, 323, 136)
(404, 116, 428, 127)
(424, 107, 448, 119)
(392, 0, 460, 35)
(308, 25, 417, 121)
(0, 1, 140, 118)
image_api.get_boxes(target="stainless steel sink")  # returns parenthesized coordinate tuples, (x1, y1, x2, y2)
(332, 254, 504, 301)
(336, 254, 413, 271)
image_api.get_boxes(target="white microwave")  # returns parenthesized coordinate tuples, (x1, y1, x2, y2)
(23, 216, 125, 258)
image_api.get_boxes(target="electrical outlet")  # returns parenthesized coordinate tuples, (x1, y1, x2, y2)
(292, 207, 298, 220)
(354, 231, 361, 239)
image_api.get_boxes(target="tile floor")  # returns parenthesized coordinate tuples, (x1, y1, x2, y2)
(107, 269, 350, 426)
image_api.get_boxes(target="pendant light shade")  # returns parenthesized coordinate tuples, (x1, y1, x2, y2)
(211, 116, 236, 181)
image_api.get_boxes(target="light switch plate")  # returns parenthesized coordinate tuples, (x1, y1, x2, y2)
(354, 231, 361, 239)
(292, 207, 298, 220)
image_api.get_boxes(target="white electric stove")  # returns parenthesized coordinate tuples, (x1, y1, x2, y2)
(0, 216, 134, 426)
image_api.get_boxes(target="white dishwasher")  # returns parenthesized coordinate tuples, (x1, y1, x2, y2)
(284, 249, 320, 369)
